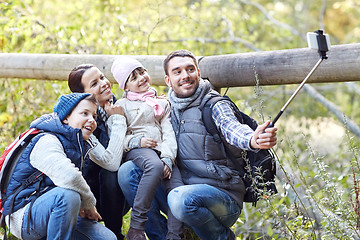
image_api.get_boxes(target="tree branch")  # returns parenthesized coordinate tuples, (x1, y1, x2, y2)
(303, 84, 360, 137)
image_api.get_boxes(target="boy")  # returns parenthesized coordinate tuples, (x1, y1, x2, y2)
(2, 93, 116, 240)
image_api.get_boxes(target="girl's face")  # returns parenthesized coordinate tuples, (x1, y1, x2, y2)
(81, 67, 112, 107)
(63, 100, 97, 141)
(125, 68, 151, 93)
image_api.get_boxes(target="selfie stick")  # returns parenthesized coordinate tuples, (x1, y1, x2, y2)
(267, 30, 329, 128)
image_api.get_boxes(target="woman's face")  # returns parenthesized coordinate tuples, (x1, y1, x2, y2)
(81, 67, 113, 107)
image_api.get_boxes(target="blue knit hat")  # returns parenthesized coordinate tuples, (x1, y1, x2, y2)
(54, 93, 91, 121)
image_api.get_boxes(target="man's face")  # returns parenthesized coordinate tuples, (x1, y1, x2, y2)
(164, 56, 201, 98)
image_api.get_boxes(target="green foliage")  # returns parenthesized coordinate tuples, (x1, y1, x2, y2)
(2, 0, 360, 239)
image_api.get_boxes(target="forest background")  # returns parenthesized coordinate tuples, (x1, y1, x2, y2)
(1, 0, 360, 239)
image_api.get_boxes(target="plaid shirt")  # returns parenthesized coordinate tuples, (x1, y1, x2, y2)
(212, 100, 255, 151)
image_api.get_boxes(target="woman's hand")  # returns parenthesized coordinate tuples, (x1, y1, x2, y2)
(104, 101, 124, 116)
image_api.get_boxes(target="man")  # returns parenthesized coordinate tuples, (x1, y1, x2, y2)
(163, 49, 278, 240)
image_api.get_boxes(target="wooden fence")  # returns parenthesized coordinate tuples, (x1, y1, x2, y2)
(0, 43, 359, 87)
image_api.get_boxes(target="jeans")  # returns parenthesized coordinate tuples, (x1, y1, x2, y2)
(168, 184, 241, 240)
(83, 160, 129, 240)
(125, 149, 184, 239)
(21, 187, 116, 240)
(99, 169, 129, 238)
(118, 160, 168, 240)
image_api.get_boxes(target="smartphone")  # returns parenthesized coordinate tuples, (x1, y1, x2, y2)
(307, 31, 331, 50)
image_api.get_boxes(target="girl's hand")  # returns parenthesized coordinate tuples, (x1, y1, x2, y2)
(104, 101, 124, 116)
(163, 164, 171, 179)
(140, 137, 158, 148)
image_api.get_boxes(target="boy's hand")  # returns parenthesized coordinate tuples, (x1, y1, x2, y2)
(80, 207, 102, 221)
(163, 164, 171, 179)
(251, 120, 277, 149)
(140, 137, 158, 148)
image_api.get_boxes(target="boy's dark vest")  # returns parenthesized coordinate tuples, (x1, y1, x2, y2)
(2, 132, 83, 216)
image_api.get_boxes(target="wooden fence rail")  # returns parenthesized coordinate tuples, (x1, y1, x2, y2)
(0, 43, 359, 87)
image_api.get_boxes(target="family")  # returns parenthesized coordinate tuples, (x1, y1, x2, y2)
(2, 50, 278, 240)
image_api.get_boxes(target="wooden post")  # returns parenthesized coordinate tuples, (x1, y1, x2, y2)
(199, 43, 360, 88)
(0, 43, 359, 87)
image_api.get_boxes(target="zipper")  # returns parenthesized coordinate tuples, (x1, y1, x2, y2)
(77, 132, 84, 171)
(84, 137, 97, 160)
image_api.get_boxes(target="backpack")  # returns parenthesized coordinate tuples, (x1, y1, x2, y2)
(0, 128, 46, 231)
(202, 95, 277, 205)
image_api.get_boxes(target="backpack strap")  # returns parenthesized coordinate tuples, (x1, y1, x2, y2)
(201, 94, 277, 205)
(6, 170, 44, 233)
(202, 96, 234, 143)
(1, 132, 58, 236)
(201, 95, 246, 170)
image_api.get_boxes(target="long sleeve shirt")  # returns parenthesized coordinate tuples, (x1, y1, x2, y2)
(8, 134, 96, 238)
(212, 100, 255, 151)
(88, 114, 127, 169)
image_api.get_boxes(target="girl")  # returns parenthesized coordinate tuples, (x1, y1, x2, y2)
(111, 57, 183, 240)
(3, 93, 116, 240)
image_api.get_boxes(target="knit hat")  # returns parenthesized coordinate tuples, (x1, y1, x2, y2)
(54, 93, 91, 121)
(111, 56, 144, 90)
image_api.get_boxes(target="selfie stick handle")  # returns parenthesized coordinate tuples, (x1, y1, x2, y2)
(266, 30, 329, 129)
(267, 57, 323, 128)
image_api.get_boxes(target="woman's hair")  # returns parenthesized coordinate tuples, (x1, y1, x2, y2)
(68, 64, 95, 93)
(84, 94, 98, 106)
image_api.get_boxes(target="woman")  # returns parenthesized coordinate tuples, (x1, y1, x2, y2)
(68, 64, 128, 240)
(67, 64, 169, 240)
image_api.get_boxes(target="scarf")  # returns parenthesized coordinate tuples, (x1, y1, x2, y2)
(126, 89, 164, 116)
(168, 79, 208, 124)
(97, 106, 109, 123)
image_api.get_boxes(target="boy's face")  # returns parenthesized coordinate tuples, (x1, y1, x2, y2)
(81, 67, 113, 108)
(63, 99, 98, 141)
(125, 68, 151, 93)
(164, 56, 200, 98)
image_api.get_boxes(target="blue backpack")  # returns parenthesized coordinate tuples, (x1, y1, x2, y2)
(202, 95, 277, 205)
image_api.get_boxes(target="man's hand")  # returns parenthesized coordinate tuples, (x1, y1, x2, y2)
(140, 137, 158, 148)
(250, 120, 277, 149)
(104, 101, 124, 116)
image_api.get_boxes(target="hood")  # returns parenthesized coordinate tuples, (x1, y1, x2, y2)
(30, 113, 82, 143)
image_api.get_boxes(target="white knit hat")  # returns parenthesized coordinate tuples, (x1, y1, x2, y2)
(111, 57, 144, 90)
